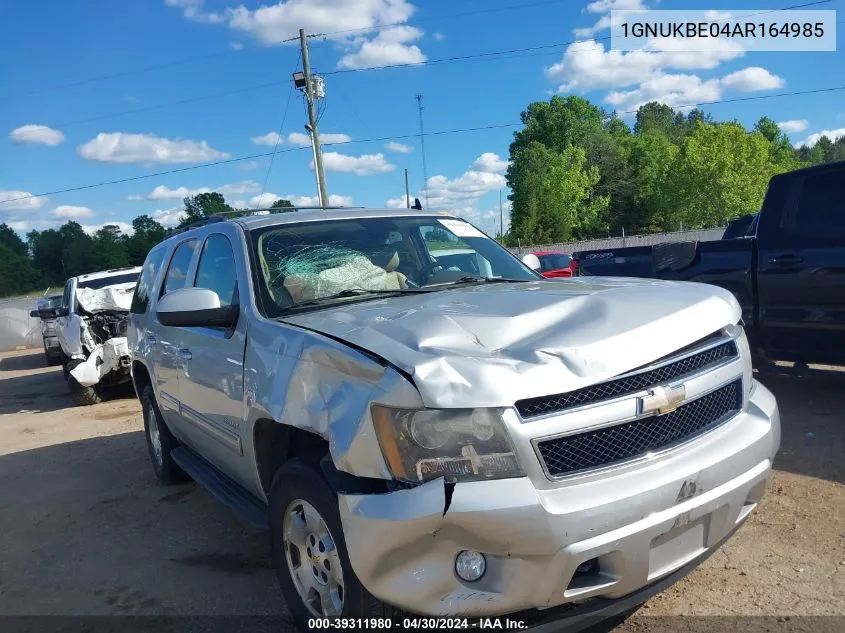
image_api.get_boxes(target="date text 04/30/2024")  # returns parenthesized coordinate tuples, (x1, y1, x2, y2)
(306, 618, 529, 630)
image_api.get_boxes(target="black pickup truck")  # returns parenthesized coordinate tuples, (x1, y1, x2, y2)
(573, 161, 845, 367)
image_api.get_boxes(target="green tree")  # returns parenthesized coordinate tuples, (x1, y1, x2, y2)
(634, 102, 676, 137)
(178, 192, 233, 227)
(270, 199, 295, 212)
(627, 131, 681, 233)
(508, 95, 605, 158)
(669, 122, 779, 229)
(93, 225, 130, 269)
(127, 215, 166, 265)
(0, 223, 29, 257)
(508, 142, 608, 244)
(0, 243, 43, 297)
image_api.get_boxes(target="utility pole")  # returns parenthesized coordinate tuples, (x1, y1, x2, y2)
(499, 189, 504, 241)
(299, 29, 328, 207)
(404, 169, 411, 208)
(415, 95, 429, 208)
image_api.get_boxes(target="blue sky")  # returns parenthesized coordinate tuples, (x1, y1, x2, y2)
(1, 0, 843, 237)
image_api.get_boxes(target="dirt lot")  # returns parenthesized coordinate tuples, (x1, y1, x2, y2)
(0, 348, 842, 628)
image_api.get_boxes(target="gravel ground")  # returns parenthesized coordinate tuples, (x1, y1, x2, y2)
(0, 349, 842, 631)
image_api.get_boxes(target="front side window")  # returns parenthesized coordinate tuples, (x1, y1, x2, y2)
(130, 248, 167, 314)
(194, 234, 238, 306)
(250, 215, 539, 317)
(161, 239, 198, 297)
(537, 253, 571, 272)
(792, 170, 845, 242)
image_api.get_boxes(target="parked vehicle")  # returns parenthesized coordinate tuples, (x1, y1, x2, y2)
(524, 251, 577, 278)
(56, 267, 142, 405)
(29, 294, 64, 366)
(573, 161, 845, 367)
(129, 209, 779, 632)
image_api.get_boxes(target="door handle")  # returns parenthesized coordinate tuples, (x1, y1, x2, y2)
(146, 333, 157, 345)
(178, 348, 192, 361)
(768, 254, 804, 266)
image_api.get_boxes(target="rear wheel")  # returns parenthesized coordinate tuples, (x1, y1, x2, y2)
(269, 460, 399, 629)
(66, 358, 102, 406)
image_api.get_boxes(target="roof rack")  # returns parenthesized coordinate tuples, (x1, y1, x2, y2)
(167, 202, 427, 235)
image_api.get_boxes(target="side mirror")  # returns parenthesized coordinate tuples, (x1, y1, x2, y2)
(30, 308, 59, 319)
(157, 287, 239, 329)
(522, 254, 541, 271)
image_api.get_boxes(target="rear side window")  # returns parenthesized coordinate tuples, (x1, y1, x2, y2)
(793, 170, 845, 241)
(130, 248, 168, 314)
(160, 239, 198, 297)
(194, 234, 238, 306)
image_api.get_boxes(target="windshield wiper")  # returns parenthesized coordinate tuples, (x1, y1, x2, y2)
(428, 275, 532, 287)
(284, 287, 431, 310)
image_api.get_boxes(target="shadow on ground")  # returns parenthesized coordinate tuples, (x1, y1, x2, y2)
(0, 430, 287, 617)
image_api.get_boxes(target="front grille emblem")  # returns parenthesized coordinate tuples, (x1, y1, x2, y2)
(638, 384, 686, 416)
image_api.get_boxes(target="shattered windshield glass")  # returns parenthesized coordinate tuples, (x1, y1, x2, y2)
(249, 215, 539, 317)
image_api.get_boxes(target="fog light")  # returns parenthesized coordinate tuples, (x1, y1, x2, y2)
(455, 550, 486, 582)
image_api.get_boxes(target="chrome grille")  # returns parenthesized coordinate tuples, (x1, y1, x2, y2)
(515, 338, 737, 419)
(536, 379, 742, 478)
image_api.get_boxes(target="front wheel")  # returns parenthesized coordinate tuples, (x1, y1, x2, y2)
(141, 386, 188, 485)
(269, 460, 399, 628)
(66, 358, 102, 406)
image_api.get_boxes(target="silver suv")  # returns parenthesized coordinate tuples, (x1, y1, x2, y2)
(129, 209, 780, 632)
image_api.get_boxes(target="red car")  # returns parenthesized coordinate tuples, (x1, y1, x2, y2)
(532, 251, 578, 278)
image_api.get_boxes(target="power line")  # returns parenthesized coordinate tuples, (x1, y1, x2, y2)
(0, 0, 569, 101)
(4, 79, 845, 207)
(260, 51, 301, 199)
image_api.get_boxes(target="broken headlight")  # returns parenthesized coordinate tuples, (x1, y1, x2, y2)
(371, 405, 524, 484)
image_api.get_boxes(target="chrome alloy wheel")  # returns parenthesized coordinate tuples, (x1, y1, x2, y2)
(146, 401, 163, 467)
(282, 498, 344, 617)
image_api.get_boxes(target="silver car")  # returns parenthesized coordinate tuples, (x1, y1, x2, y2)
(128, 209, 780, 632)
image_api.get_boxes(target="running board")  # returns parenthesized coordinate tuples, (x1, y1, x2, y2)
(171, 446, 269, 530)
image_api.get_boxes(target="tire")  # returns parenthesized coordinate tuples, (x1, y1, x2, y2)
(66, 358, 103, 406)
(269, 460, 400, 629)
(141, 386, 188, 485)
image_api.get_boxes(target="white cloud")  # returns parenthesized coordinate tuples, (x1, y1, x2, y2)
(585, 0, 644, 13)
(52, 205, 94, 219)
(605, 73, 722, 113)
(127, 194, 144, 201)
(144, 180, 261, 200)
(575, 0, 645, 37)
(385, 141, 413, 153)
(317, 152, 395, 176)
(546, 38, 743, 94)
(425, 170, 506, 210)
(287, 131, 351, 147)
(81, 222, 134, 236)
(338, 25, 425, 70)
(165, 0, 224, 24)
(471, 152, 508, 174)
(237, 159, 262, 171)
(251, 131, 283, 146)
(9, 124, 65, 146)
(720, 67, 784, 92)
(385, 196, 409, 208)
(246, 192, 353, 208)
(705, 10, 732, 21)
(78, 132, 229, 164)
(153, 208, 185, 228)
(7, 221, 31, 232)
(0, 190, 48, 211)
(778, 119, 809, 134)
(432, 32, 444, 41)
(149, 185, 211, 200)
(229, 41, 244, 50)
(223, 0, 417, 45)
(124, 95, 140, 104)
(795, 128, 845, 148)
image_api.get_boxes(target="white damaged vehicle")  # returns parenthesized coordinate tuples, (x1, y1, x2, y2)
(56, 266, 142, 405)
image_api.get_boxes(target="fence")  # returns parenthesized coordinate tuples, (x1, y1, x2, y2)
(0, 226, 729, 353)
(507, 226, 726, 256)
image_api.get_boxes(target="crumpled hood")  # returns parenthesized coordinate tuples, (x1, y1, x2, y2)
(281, 277, 741, 408)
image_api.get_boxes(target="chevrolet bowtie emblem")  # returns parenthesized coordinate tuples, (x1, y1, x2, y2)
(639, 384, 686, 416)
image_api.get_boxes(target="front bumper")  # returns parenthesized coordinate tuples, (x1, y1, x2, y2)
(43, 336, 61, 352)
(338, 380, 779, 619)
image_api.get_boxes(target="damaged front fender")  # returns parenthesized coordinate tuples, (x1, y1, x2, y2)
(69, 337, 131, 387)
